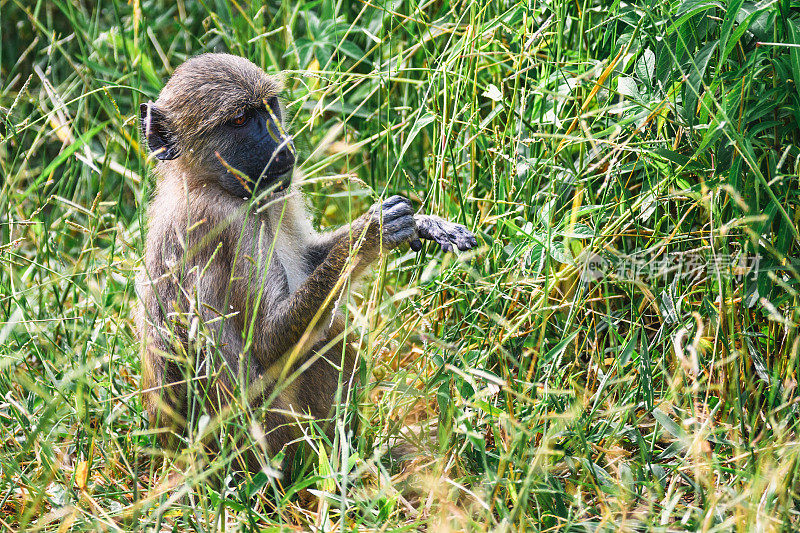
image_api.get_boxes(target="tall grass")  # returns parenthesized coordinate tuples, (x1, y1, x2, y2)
(1, 0, 800, 530)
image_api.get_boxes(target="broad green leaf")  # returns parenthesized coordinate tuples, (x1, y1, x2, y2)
(683, 40, 718, 126)
(668, 1, 723, 35)
(337, 40, 370, 65)
(718, 0, 744, 63)
(399, 109, 436, 161)
(652, 408, 685, 440)
(558, 223, 596, 239)
(721, 9, 762, 65)
(635, 48, 655, 92)
(618, 76, 641, 102)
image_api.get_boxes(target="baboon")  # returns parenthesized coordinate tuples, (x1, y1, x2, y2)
(136, 53, 477, 477)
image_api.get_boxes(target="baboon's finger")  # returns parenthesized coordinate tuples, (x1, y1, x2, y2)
(414, 214, 478, 253)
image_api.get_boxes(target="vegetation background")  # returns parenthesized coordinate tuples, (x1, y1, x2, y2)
(2, 0, 800, 530)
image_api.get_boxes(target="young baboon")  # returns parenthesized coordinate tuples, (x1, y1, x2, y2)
(136, 53, 477, 476)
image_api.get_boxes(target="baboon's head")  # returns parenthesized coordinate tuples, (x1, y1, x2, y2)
(140, 53, 295, 198)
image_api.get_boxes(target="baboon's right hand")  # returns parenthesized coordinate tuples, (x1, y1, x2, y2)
(363, 195, 419, 251)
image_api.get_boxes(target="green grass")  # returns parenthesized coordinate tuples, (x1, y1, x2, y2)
(2, 0, 800, 530)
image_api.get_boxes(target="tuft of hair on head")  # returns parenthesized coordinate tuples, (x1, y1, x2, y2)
(155, 54, 283, 141)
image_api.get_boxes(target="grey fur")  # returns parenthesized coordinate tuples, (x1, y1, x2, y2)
(135, 54, 478, 477)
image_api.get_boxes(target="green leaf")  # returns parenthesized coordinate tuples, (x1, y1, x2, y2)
(544, 330, 580, 366)
(675, 0, 722, 16)
(787, 20, 800, 100)
(652, 408, 686, 440)
(398, 109, 436, 162)
(576, 457, 615, 489)
(654, 148, 690, 166)
(317, 445, 335, 493)
(558, 223, 595, 239)
(635, 48, 655, 92)
(620, 330, 639, 367)
(720, 8, 762, 65)
(337, 40, 370, 65)
(717, 0, 744, 63)
(668, 1, 723, 35)
(21, 121, 108, 202)
(683, 40, 718, 126)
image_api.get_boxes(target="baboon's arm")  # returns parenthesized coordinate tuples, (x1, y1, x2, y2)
(250, 196, 416, 370)
(305, 206, 478, 271)
(304, 224, 362, 272)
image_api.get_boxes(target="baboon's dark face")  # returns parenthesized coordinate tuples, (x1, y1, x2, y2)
(140, 53, 295, 198)
(202, 96, 295, 197)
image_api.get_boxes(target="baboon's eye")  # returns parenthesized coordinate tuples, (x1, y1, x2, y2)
(230, 110, 249, 127)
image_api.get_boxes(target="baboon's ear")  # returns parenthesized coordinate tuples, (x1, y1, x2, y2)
(140, 102, 180, 160)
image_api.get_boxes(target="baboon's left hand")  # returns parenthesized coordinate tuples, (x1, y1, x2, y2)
(413, 214, 478, 253)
